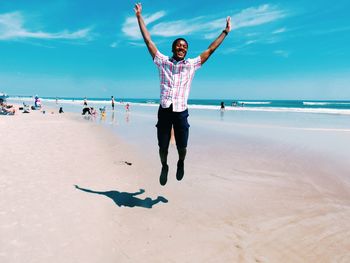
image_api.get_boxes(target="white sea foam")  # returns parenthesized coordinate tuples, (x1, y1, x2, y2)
(303, 102, 331, 106)
(303, 101, 350, 106)
(238, 101, 271, 105)
(229, 106, 350, 115)
(128, 102, 158, 107)
(188, 104, 219, 110)
(189, 105, 350, 115)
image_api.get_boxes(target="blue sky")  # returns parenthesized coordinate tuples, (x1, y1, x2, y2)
(1, 0, 350, 100)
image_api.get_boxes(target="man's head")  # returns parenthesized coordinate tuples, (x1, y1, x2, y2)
(172, 38, 188, 61)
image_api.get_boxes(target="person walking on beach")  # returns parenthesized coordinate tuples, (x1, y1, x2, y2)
(134, 3, 231, 185)
(111, 96, 115, 111)
(220, 101, 225, 111)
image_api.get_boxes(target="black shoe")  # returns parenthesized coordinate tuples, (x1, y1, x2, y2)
(176, 160, 184, 181)
(159, 164, 169, 186)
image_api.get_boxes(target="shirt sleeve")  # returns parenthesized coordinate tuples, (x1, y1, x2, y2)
(188, 56, 201, 71)
(153, 51, 168, 67)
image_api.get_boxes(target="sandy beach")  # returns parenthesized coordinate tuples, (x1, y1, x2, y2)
(1, 104, 350, 263)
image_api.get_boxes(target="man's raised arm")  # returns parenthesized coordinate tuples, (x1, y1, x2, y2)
(200, 17, 231, 65)
(134, 3, 158, 59)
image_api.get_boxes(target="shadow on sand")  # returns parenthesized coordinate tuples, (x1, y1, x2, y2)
(74, 185, 168, 209)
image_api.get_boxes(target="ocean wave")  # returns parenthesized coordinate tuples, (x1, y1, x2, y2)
(188, 105, 350, 115)
(186, 104, 350, 115)
(129, 102, 159, 107)
(303, 101, 350, 106)
(303, 102, 330, 106)
(238, 101, 271, 105)
(229, 106, 350, 115)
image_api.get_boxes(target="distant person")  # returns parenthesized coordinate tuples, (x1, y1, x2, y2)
(101, 110, 106, 120)
(134, 3, 231, 185)
(59, 107, 64, 113)
(111, 96, 115, 110)
(125, 103, 130, 112)
(37, 98, 42, 109)
(83, 97, 87, 106)
(220, 102, 225, 120)
(99, 106, 106, 114)
(34, 95, 41, 109)
(90, 107, 97, 116)
(220, 101, 225, 111)
(0, 101, 15, 115)
(82, 106, 91, 115)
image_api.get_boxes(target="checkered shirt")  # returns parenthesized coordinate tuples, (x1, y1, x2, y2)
(154, 51, 201, 112)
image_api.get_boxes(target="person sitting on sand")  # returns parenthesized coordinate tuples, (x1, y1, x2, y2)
(82, 106, 91, 115)
(99, 106, 106, 113)
(0, 101, 16, 115)
(134, 3, 231, 185)
(90, 107, 97, 116)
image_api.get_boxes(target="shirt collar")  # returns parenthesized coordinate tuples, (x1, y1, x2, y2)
(169, 57, 188, 64)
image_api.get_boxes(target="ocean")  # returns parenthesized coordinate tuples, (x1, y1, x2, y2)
(8, 96, 350, 115)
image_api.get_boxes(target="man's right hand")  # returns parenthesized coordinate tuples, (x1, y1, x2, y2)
(134, 3, 142, 17)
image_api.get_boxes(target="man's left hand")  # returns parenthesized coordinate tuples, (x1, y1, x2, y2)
(225, 16, 231, 32)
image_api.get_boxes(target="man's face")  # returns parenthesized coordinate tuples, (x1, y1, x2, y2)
(172, 40, 188, 61)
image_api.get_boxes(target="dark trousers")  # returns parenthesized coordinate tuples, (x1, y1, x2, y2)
(156, 105, 190, 150)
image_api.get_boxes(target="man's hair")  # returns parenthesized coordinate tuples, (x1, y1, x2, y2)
(172, 38, 188, 52)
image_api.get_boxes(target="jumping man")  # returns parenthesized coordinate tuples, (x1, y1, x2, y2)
(134, 3, 231, 185)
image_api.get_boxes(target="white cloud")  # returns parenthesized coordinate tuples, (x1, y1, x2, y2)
(122, 5, 287, 39)
(245, 32, 260, 37)
(272, 27, 286, 34)
(221, 47, 238, 54)
(150, 15, 214, 37)
(245, 40, 257, 45)
(0, 12, 92, 41)
(122, 11, 166, 39)
(313, 26, 350, 35)
(110, 41, 119, 48)
(231, 4, 286, 30)
(151, 19, 202, 37)
(274, 50, 289, 57)
(128, 41, 145, 47)
(203, 31, 220, 40)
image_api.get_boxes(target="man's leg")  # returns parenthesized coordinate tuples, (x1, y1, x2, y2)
(156, 106, 172, 185)
(173, 109, 189, 181)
